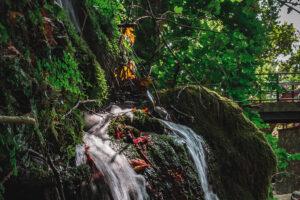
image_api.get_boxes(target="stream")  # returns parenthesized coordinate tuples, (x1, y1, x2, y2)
(75, 103, 219, 200)
(160, 120, 219, 200)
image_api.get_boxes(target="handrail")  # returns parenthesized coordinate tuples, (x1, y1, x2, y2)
(255, 72, 300, 76)
(254, 72, 300, 102)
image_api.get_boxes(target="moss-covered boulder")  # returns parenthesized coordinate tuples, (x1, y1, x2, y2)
(106, 113, 204, 200)
(158, 85, 277, 200)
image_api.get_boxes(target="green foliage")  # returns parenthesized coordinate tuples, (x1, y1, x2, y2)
(243, 108, 269, 129)
(86, 0, 125, 25)
(128, 0, 268, 103)
(265, 134, 300, 171)
(36, 52, 83, 96)
(267, 185, 278, 200)
(27, 8, 43, 26)
(0, 22, 9, 44)
(173, 6, 183, 14)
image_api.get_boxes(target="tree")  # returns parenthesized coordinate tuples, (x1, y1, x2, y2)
(124, 0, 276, 103)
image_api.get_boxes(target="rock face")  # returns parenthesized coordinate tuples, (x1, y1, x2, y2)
(159, 86, 277, 200)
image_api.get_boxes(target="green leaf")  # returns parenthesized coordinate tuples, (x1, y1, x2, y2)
(174, 6, 183, 14)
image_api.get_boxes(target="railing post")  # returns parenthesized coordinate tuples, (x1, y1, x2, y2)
(276, 74, 279, 102)
(292, 84, 295, 102)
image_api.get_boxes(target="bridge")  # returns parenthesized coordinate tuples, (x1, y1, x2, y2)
(252, 72, 300, 123)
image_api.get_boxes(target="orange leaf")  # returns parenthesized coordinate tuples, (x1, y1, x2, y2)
(123, 27, 135, 45)
(141, 107, 149, 114)
(115, 61, 136, 81)
(129, 159, 150, 173)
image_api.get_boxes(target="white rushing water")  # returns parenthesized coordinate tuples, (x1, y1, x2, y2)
(160, 120, 219, 200)
(146, 90, 170, 120)
(76, 105, 148, 200)
(56, 0, 81, 33)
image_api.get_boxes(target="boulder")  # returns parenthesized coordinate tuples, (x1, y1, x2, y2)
(159, 85, 277, 200)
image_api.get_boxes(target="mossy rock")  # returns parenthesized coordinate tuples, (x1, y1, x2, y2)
(145, 134, 203, 200)
(159, 85, 277, 200)
(107, 113, 204, 200)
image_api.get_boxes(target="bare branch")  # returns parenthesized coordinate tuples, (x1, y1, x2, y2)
(0, 116, 36, 125)
(63, 99, 98, 118)
(279, 0, 300, 14)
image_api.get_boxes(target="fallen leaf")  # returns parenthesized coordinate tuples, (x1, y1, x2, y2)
(129, 159, 150, 173)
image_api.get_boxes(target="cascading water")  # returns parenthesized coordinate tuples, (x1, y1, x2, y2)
(76, 105, 148, 200)
(146, 90, 218, 199)
(56, 0, 81, 33)
(160, 120, 219, 200)
(146, 90, 170, 120)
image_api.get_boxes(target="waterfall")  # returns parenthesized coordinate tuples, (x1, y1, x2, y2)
(76, 105, 148, 200)
(56, 0, 81, 33)
(146, 90, 170, 120)
(160, 120, 219, 200)
(146, 90, 155, 106)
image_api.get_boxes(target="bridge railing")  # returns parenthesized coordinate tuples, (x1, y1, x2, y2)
(254, 72, 300, 103)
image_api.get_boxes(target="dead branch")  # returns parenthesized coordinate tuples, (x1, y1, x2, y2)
(0, 115, 36, 125)
(279, 0, 300, 14)
(63, 99, 98, 118)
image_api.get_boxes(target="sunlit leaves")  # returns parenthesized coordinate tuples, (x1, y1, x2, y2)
(114, 61, 136, 80)
(123, 27, 135, 45)
(174, 6, 183, 14)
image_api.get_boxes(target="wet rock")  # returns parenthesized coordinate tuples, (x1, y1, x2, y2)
(292, 191, 300, 200)
(159, 85, 277, 200)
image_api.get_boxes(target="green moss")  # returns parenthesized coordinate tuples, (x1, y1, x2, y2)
(36, 52, 84, 96)
(60, 10, 108, 101)
(146, 134, 203, 200)
(107, 109, 203, 199)
(125, 111, 166, 134)
(76, 0, 123, 83)
(159, 85, 277, 200)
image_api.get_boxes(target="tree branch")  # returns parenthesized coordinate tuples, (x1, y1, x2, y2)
(279, 0, 300, 14)
(0, 116, 36, 125)
(63, 99, 98, 118)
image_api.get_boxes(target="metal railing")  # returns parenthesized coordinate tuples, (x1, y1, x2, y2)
(254, 72, 300, 103)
